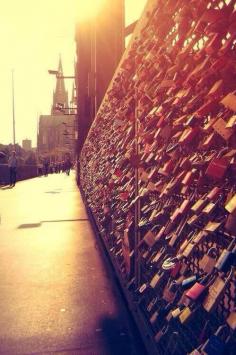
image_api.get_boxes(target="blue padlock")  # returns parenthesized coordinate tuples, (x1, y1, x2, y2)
(215, 238, 236, 272)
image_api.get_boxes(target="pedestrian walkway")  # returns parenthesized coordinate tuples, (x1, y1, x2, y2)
(0, 173, 145, 355)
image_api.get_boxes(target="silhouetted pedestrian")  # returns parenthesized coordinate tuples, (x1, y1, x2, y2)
(8, 151, 17, 186)
(65, 157, 72, 176)
(44, 159, 49, 176)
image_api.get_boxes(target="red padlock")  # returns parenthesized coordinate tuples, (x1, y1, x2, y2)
(205, 158, 229, 180)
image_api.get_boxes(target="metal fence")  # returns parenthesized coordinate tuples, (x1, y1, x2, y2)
(0, 164, 39, 185)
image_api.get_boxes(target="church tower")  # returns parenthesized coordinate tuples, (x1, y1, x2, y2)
(51, 57, 69, 115)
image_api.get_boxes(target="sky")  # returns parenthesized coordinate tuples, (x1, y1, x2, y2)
(0, 0, 146, 147)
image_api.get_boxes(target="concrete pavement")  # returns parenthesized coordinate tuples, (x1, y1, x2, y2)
(0, 173, 145, 355)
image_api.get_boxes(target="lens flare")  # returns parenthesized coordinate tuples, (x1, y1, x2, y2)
(76, 0, 106, 22)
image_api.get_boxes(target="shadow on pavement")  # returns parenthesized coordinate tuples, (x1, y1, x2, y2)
(17, 219, 88, 229)
(17, 223, 42, 229)
(0, 185, 14, 190)
(0, 316, 146, 355)
(41, 218, 89, 223)
(97, 316, 147, 355)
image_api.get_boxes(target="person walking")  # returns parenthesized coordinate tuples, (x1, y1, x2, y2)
(43, 159, 49, 176)
(8, 151, 17, 187)
(65, 157, 72, 176)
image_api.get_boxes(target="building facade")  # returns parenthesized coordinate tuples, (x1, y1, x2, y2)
(22, 139, 32, 151)
(37, 59, 75, 161)
(75, 0, 125, 155)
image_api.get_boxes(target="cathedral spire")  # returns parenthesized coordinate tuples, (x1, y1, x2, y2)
(51, 56, 69, 115)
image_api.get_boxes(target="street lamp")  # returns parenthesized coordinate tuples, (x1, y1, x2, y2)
(53, 104, 77, 115)
(12, 70, 16, 147)
(48, 69, 75, 79)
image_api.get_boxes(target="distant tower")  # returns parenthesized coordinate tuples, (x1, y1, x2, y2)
(22, 139, 32, 151)
(51, 57, 69, 115)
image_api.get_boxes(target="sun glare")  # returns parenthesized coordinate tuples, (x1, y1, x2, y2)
(76, 0, 106, 22)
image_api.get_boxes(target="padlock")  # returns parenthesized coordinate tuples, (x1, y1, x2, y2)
(146, 297, 159, 313)
(182, 169, 196, 186)
(196, 98, 219, 116)
(202, 201, 217, 216)
(162, 256, 181, 271)
(205, 158, 229, 180)
(179, 230, 196, 253)
(150, 310, 158, 325)
(185, 273, 215, 301)
(201, 325, 228, 355)
(179, 306, 193, 324)
(204, 221, 222, 233)
(191, 198, 208, 214)
(171, 306, 184, 318)
(225, 193, 236, 213)
(213, 117, 234, 141)
(170, 261, 182, 278)
(221, 92, 236, 111)
(169, 217, 189, 248)
(165, 309, 173, 323)
(142, 230, 156, 248)
(199, 247, 218, 273)
(181, 275, 198, 290)
(138, 283, 148, 294)
(192, 230, 208, 245)
(168, 231, 179, 247)
(156, 227, 167, 243)
(162, 280, 178, 303)
(179, 198, 191, 214)
(215, 238, 236, 272)
(203, 268, 233, 312)
(226, 311, 236, 330)
(182, 242, 196, 258)
(206, 186, 221, 201)
(178, 289, 191, 307)
(151, 246, 166, 264)
(150, 271, 164, 289)
(225, 211, 236, 234)
(179, 127, 200, 145)
(201, 132, 217, 150)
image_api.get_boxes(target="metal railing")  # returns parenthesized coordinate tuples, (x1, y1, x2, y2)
(0, 164, 40, 185)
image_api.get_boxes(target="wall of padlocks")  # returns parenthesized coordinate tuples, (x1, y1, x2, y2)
(80, 0, 236, 353)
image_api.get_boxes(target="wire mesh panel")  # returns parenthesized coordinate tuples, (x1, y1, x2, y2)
(80, 0, 236, 353)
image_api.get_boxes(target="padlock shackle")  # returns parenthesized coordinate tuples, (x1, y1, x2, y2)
(215, 324, 228, 336)
(227, 237, 236, 252)
(225, 266, 234, 283)
(199, 271, 217, 287)
(207, 246, 218, 258)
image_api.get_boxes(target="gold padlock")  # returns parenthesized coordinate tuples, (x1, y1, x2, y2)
(179, 306, 192, 324)
(199, 247, 217, 273)
(226, 311, 236, 330)
(221, 92, 236, 112)
(171, 307, 182, 318)
(225, 193, 236, 213)
(182, 242, 195, 258)
(150, 272, 163, 289)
